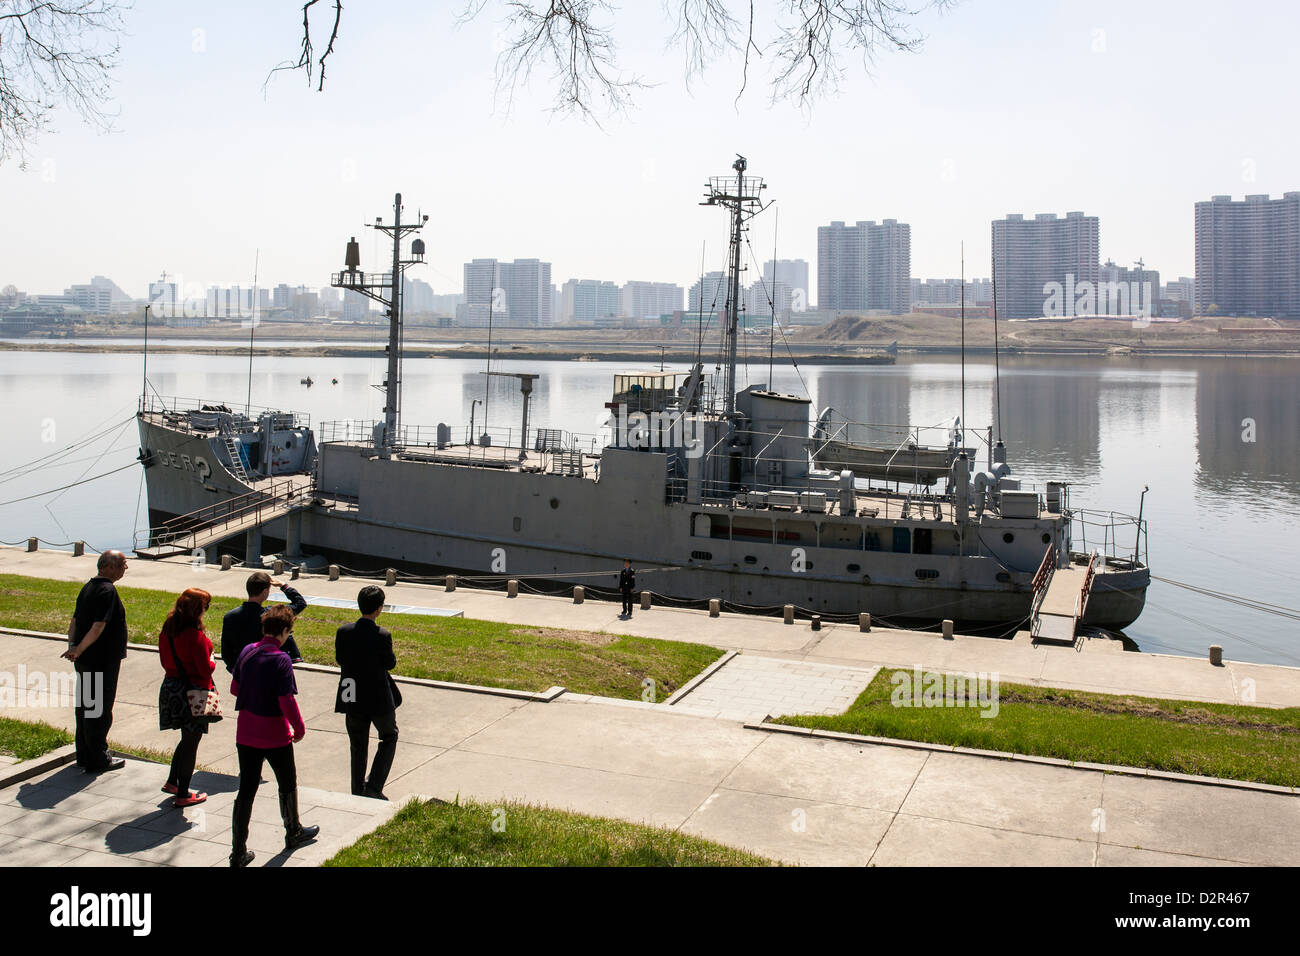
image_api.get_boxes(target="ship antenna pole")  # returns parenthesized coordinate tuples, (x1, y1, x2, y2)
(140, 303, 150, 412)
(703, 154, 766, 431)
(483, 261, 497, 446)
(694, 241, 707, 365)
(330, 193, 428, 460)
(991, 245, 1003, 444)
(960, 240, 966, 450)
(768, 207, 777, 388)
(247, 249, 259, 417)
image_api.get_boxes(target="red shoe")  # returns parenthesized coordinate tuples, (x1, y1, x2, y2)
(162, 783, 179, 795)
(174, 792, 207, 808)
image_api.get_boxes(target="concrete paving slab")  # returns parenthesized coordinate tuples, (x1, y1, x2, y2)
(59, 850, 159, 867)
(869, 814, 1097, 866)
(1096, 845, 1249, 867)
(391, 749, 714, 829)
(0, 835, 93, 866)
(900, 751, 1103, 841)
(456, 701, 762, 787)
(680, 788, 894, 866)
(1100, 773, 1300, 866)
(720, 734, 929, 813)
(304, 686, 523, 751)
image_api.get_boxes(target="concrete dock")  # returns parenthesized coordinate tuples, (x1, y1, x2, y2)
(2, 545, 1299, 867)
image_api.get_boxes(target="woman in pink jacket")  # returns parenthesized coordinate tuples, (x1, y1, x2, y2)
(228, 604, 319, 867)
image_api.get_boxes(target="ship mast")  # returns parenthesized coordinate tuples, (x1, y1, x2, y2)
(332, 193, 428, 458)
(702, 155, 766, 426)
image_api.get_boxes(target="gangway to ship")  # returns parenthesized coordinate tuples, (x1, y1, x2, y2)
(1029, 547, 1099, 645)
(133, 478, 313, 560)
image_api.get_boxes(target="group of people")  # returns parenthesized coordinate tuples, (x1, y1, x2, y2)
(65, 551, 403, 867)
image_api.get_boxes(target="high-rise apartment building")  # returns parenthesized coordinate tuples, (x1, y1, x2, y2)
(817, 220, 911, 314)
(621, 281, 684, 320)
(1194, 192, 1300, 318)
(762, 259, 810, 309)
(560, 279, 620, 323)
(687, 271, 730, 316)
(461, 258, 553, 327)
(992, 211, 1100, 319)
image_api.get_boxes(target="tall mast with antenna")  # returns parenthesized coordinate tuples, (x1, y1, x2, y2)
(332, 193, 428, 458)
(702, 155, 766, 426)
(960, 241, 966, 449)
(768, 209, 777, 388)
(246, 250, 258, 417)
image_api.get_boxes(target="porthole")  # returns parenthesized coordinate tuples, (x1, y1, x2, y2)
(691, 550, 713, 561)
(513, 516, 521, 532)
(915, 568, 939, 580)
(1002, 532, 1015, 544)
(549, 497, 559, 509)
(996, 571, 1011, 583)
(847, 563, 861, 573)
(743, 555, 757, 564)
(1042, 533, 1051, 544)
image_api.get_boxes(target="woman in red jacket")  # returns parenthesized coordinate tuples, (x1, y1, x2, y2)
(157, 587, 219, 807)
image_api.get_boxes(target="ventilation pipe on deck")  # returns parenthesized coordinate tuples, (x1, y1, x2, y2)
(839, 470, 856, 515)
(952, 452, 971, 527)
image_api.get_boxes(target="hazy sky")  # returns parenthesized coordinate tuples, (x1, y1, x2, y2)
(2, 0, 1295, 300)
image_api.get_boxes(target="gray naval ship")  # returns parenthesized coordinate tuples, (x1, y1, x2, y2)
(136, 159, 1150, 634)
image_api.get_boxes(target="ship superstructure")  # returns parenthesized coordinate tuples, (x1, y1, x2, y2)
(136, 166, 1150, 634)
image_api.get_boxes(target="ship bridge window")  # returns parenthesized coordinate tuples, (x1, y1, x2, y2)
(892, 527, 911, 554)
(914, 528, 933, 555)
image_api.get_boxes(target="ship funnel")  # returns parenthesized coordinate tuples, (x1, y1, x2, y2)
(344, 237, 361, 272)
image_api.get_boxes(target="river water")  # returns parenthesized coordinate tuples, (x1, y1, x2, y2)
(2, 348, 1296, 667)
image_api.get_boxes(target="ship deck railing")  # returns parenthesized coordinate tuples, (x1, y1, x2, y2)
(139, 395, 312, 432)
(1070, 509, 1148, 569)
(318, 420, 605, 457)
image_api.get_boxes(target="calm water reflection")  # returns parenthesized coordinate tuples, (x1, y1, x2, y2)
(1, 350, 1296, 666)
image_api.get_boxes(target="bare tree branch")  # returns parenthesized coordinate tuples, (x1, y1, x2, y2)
(266, 0, 341, 94)
(283, 0, 952, 119)
(0, 0, 128, 167)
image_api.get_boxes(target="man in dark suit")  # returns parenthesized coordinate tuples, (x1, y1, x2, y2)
(62, 550, 129, 773)
(618, 559, 636, 618)
(334, 586, 400, 800)
(221, 570, 307, 671)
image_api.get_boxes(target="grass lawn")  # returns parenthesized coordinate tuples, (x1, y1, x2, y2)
(324, 797, 776, 867)
(0, 573, 722, 700)
(0, 715, 187, 767)
(0, 716, 73, 761)
(775, 668, 1300, 788)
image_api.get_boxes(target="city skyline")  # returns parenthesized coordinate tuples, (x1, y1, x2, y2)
(1, 1, 1295, 298)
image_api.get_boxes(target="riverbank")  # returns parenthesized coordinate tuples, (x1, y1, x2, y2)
(6, 312, 1300, 359)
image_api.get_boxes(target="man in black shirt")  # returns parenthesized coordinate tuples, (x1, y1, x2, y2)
(618, 559, 636, 618)
(62, 550, 129, 773)
(220, 570, 307, 672)
(334, 586, 400, 799)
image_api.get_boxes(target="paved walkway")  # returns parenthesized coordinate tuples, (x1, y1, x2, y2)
(0, 754, 397, 867)
(4, 546, 1298, 708)
(671, 655, 880, 722)
(2, 630, 1298, 867)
